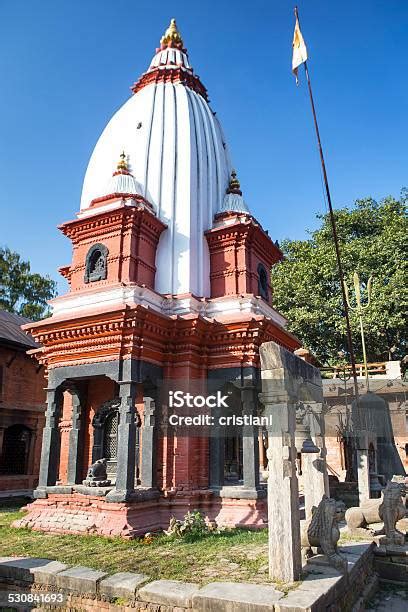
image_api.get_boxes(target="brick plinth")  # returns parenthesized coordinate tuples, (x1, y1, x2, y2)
(14, 491, 267, 538)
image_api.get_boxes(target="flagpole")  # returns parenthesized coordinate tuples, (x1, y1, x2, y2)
(294, 6, 360, 404)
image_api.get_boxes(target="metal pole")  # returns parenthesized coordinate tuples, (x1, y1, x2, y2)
(294, 6, 360, 405)
(359, 311, 370, 391)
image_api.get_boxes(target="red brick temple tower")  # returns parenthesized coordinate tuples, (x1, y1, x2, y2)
(18, 20, 300, 537)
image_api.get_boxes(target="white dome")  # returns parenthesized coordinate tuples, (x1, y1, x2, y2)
(80, 20, 232, 297)
(103, 171, 143, 200)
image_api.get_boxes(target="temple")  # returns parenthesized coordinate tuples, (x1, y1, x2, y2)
(18, 20, 301, 537)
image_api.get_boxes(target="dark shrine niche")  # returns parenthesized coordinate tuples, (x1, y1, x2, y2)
(84, 243, 108, 283)
(257, 263, 269, 301)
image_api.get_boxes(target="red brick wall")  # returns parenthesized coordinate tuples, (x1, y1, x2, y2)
(0, 344, 46, 492)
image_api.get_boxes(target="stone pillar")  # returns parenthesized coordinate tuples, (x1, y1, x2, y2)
(36, 387, 62, 492)
(259, 341, 323, 582)
(140, 396, 156, 488)
(241, 386, 260, 490)
(302, 449, 327, 520)
(209, 405, 224, 488)
(106, 381, 137, 502)
(302, 402, 329, 519)
(357, 434, 370, 504)
(66, 387, 84, 485)
(262, 396, 302, 582)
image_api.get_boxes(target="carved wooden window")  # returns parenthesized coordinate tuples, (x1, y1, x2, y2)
(84, 244, 108, 283)
(257, 263, 269, 301)
(0, 424, 31, 475)
(103, 411, 118, 460)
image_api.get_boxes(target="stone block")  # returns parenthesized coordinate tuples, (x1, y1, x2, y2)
(375, 559, 408, 583)
(275, 589, 324, 612)
(32, 560, 68, 585)
(0, 557, 60, 583)
(193, 581, 283, 611)
(339, 542, 372, 556)
(138, 579, 199, 607)
(56, 565, 108, 593)
(99, 571, 148, 599)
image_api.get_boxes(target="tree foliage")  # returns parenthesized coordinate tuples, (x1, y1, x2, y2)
(271, 191, 407, 364)
(0, 247, 57, 321)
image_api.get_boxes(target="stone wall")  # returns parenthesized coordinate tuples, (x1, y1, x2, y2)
(0, 542, 377, 611)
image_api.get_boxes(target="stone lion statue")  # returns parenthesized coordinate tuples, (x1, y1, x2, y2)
(301, 495, 347, 572)
(345, 481, 406, 545)
(82, 458, 111, 487)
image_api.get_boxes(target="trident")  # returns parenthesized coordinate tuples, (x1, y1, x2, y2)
(344, 272, 373, 391)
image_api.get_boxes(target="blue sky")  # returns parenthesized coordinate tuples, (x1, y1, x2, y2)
(0, 1, 406, 293)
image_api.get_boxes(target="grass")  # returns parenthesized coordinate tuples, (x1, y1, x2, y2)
(0, 500, 272, 585)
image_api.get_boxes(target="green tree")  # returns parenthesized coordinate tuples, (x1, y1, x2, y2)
(271, 191, 407, 364)
(0, 247, 57, 321)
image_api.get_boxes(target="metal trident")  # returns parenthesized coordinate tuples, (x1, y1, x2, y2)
(344, 272, 373, 391)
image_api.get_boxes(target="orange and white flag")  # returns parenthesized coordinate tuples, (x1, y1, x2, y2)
(292, 16, 308, 84)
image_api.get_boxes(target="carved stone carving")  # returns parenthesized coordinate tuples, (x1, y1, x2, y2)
(301, 495, 347, 572)
(82, 458, 111, 487)
(345, 481, 406, 545)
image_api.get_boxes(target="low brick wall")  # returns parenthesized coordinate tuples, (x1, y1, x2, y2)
(0, 543, 377, 611)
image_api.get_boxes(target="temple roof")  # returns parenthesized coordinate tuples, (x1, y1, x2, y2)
(80, 19, 234, 297)
(0, 310, 38, 349)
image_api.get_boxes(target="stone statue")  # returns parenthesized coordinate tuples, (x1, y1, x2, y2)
(301, 495, 347, 572)
(82, 458, 111, 487)
(345, 481, 406, 545)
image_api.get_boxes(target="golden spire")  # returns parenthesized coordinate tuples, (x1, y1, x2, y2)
(227, 169, 242, 195)
(116, 151, 128, 173)
(160, 18, 184, 48)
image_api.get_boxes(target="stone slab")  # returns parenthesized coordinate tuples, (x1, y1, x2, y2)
(56, 565, 108, 593)
(375, 559, 408, 583)
(99, 571, 148, 599)
(217, 486, 267, 500)
(138, 579, 199, 607)
(32, 560, 68, 585)
(193, 581, 284, 611)
(339, 542, 373, 556)
(0, 557, 61, 583)
(275, 589, 325, 612)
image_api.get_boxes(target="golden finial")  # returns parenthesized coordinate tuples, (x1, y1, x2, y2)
(160, 18, 184, 48)
(227, 169, 242, 195)
(116, 151, 128, 172)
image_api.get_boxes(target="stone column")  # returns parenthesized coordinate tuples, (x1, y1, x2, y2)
(209, 404, 224, 488)
(106, 381, 137, 502)
(66, 387, 84, 485)
(36, 387, 62, 493)
(140, 396, 156, 488)
(357, 433, 370, 503)
(301, 402, 329, 520)
(241, 386, 260, 490)
(262, 395, 302, 582)
(260, 341, 323, 583)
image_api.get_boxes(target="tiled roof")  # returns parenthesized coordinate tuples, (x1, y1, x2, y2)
(0, 309, 38, 349)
